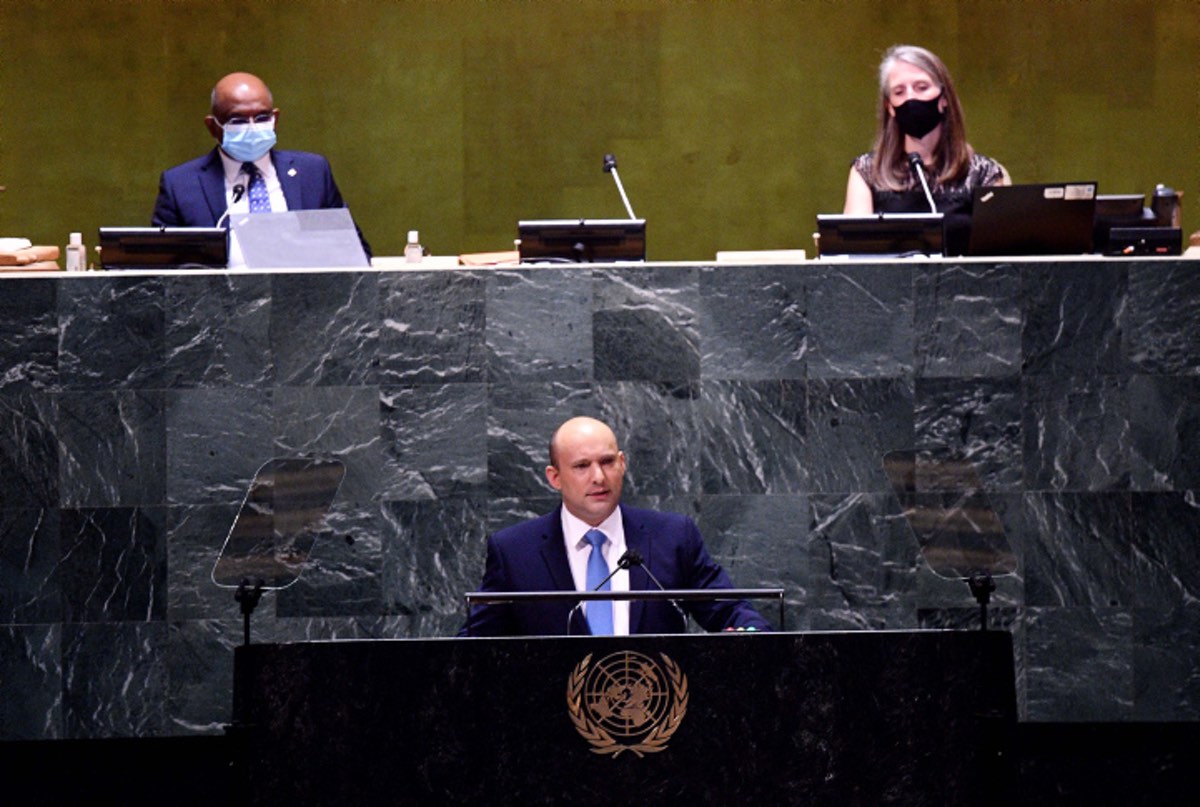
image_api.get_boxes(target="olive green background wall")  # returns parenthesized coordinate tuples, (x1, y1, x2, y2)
(1, 0, 1197, 260)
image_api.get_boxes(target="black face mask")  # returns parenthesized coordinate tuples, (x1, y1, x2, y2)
(893, 94, 944, 139)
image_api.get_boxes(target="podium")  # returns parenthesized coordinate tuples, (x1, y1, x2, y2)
(231, 631, 1015, 804)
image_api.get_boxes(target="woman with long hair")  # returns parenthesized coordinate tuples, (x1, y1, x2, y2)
(843, 45, 1009, 253)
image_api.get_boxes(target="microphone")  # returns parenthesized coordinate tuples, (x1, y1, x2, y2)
(907, 153, 937, 214)
(602, 153, 638, 220)
(624, 549, 688, 632)
(215, 184, 247, 230)
(567, 549, 639, 634)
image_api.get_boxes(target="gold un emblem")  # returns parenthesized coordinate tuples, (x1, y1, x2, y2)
(567, 650, 689, 757)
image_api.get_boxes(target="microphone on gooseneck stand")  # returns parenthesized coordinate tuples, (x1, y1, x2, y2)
(566, 549, 639, 634)
(907, 153, 938, 214)
(624, 549, 688, 632)
(603, 153, 638, 220)
(215, 184, 246, 230)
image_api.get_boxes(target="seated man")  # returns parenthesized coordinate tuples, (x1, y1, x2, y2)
(152, 71, 370, 262)
(461, 416, 770, 636)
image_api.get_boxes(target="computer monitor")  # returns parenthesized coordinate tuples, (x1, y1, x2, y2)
(815, 213, 944, 258)
(1093, 193, 1151, 253)
(967, 182, 1098, 256)
(517, 219, 646, 263)
(99, 227, 228, 270)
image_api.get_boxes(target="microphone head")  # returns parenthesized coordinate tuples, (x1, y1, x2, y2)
(906, 152, 924, 169)
(620, 549, 644, 569)
(603, 153, 617, 173)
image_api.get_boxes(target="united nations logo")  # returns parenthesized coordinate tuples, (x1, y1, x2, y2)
(566, 651, 688, 757)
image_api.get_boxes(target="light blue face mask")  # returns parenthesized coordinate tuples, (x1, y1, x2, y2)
(219, 118, 277, 162)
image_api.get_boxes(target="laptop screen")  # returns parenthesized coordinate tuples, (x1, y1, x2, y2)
(231, 208, 369, 269)
(967, 182, 1098, 256)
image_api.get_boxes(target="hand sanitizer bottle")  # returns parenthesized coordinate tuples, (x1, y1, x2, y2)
(405, 230, 423, 264)
(65, 232, 86, 272)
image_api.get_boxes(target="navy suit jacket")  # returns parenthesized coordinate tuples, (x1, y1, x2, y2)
(151, 148, 371, 257)
(460, 505, 771, 636)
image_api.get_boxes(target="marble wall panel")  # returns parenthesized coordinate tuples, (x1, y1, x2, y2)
(62, 621, 168, 738)
(914, 377, 1023, 491)
(378, 271, 487, 384)
(699, 264, 807, 381)
(593, 265, 700, 382)
(162, 274, 273, 389)
(806, 263, 913, 379)
(486, 269, 592, 382)
(0, 506, 61, 623)
(165, 387, 274, 506)
(913, 261, 1022, 379)
(58, 275, 166, 391)
(1023, 261, 1127, 377)
(699, 379, 808, 495)
(1, 260, 1198, 739)
(1127, 376, 1200, 490)
(56, 390, 167, 508)
(1022, 375, 1131, 491)
(0, 624, 61, 740)
(1124, 263, 1200, 376)
(0, 392, 59, 507)
(60, 506, 167, 624)
(0, 277, 58, 392)
(269, 272, 380, 387)
(380, 382, 488, 501)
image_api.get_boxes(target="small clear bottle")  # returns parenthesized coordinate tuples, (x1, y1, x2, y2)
(65, 232, 86, 272)
(405, 230, 423, 264)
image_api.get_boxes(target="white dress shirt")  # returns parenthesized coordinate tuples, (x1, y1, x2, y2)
(561, 506, 630, 635)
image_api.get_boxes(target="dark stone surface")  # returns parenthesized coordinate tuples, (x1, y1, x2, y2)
(1, 259, 1198, 740)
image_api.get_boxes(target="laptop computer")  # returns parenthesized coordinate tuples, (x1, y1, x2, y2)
(231, 208, 369, 269)
(815, 213, 944, 258)
(99, 227, 228, 270)
(967, 182, 1098, 256)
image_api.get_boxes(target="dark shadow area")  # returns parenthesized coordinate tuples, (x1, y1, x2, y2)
(0, 735, 233, 806)
(1016, 722, 1200, 806)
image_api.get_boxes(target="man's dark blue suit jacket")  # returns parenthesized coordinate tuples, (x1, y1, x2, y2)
(460, 505, 771, 636)
(151, 147, 371, 256)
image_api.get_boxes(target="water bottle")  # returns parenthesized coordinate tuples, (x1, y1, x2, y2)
(1151, 184, 1182, 228)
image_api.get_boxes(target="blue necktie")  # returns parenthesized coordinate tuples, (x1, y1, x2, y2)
(243, 162, 272, 213)
(584, 529, 613, 635)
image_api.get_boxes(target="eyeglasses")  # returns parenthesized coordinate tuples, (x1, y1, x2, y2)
(221, 112, 275, 127)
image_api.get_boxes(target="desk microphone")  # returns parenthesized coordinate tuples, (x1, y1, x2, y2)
(907, 153, 937, 214)
(215, 184, 246, 230)
(623, 549, 688, 632)
(567, 549, 638, 635)
(603, 153, 638, 220)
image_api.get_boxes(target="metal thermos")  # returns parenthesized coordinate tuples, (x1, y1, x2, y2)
(1151, 184, 1182, 228)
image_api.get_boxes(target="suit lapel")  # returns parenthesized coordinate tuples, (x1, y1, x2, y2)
(272, 151, 304, 211)
(538, 508, 575, 592)
(621, 505, 650, 632)
(199, 149, 227, 226)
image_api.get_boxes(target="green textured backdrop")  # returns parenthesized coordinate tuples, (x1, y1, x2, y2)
(2, 0, 1197, 260)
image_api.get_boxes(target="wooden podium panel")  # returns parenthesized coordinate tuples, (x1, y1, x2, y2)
(231, 631, 1015, 805)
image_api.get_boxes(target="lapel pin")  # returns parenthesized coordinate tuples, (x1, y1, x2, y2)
(288, 168, 297, 177)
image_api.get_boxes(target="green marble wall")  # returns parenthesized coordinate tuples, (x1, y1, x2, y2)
(1, 0, 1196, 259)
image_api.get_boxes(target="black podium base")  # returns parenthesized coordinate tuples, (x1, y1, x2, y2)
(233, 631, 1015, 805)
